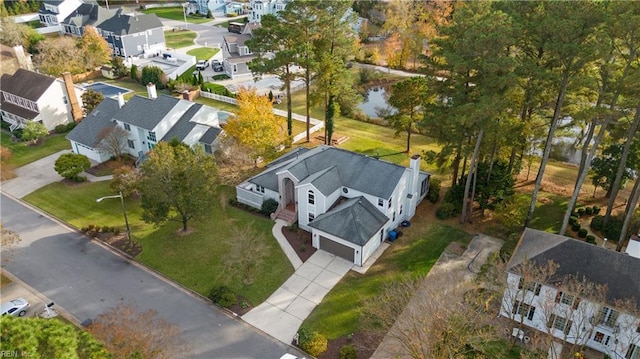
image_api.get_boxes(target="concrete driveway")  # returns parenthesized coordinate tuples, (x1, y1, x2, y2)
(1, 150, 69, 198)
(0, 194, 305, 358)
(242, 250, 353, 344)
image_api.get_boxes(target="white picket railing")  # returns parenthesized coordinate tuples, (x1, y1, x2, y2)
(199, 92, 324, 143)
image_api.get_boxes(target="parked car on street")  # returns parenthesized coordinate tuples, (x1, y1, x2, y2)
(1, 298, 30, 317)
(196, 60, 209, 71)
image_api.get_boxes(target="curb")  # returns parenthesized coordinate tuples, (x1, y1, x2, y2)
(0, 270, 81, 327)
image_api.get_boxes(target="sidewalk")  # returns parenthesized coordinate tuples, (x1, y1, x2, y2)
(242, 250, 352, 344)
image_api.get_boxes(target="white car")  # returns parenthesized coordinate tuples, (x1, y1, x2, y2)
(1, 297, 30, 317)
(195, 60, 209, 71)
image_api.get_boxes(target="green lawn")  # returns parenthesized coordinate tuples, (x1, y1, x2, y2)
(302, 221, 473, 339)
(165, 30, 197, 49)
(187, 47, 220, 61)
(143, 7, 213, 24)
(23, 182, 293, 305)
(1, 130, 70, 167)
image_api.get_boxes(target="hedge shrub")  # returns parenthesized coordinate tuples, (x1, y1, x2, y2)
(340, 344, 357, 359)
(577, 207, 586, 217)
(578, 228, 588, 238)
(427, 179, 441, 203)
(569, 216, 578, 225)
(585, 235, 596, 244)
(593, 206, 601, 215)
(572, 223, 581, 232)
(209, 286, 236, 308)
(585, 206, 593, 215)
(261, 198, 278, 216)
(300, 332, 328, 357)
(436, 202, 456, 219)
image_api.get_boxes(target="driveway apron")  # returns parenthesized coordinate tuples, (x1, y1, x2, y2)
(242, 250, 353, 344)
(1, 150, 69, 198)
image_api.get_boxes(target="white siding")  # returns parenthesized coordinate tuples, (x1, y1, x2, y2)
(36, 80, 76, 131)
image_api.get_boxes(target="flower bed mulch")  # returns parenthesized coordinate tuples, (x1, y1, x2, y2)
(281, 226, 316, 262)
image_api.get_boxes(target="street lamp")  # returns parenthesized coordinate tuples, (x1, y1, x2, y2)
(96, 192, 131, 244)
(182, 3, 188, 30)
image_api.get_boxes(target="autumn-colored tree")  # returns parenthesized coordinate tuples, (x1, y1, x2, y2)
(0, 17, 44, 53)
(109, 166, 140, 198)
(80, 26, 111, 71)
(1, 224, 21, 265)
(139, 142, 218, 233)
(223, 224, 270, 285)
(81, 88, 105, 116)
(34, 37, 84, 76)
(223, 88, 285, 164)
(95, 126, 129, 161)
(87, 303, 189, 359)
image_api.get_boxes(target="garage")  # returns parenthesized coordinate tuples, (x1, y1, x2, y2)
(319, 236, 355, 262)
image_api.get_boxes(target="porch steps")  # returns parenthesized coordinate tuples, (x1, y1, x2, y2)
(276, 209, 296, 225)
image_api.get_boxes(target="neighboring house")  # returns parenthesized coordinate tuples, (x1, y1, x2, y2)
(39, 0, 83, 26)
(225, 1, 245, 16)
(500, 228, 640, 359)
(95, 9, 165, 59)
(627, 234, 640, 258)
(236, 146, 430, 266)
(0, 69, 83, 132)
(67, 84, 224, 164)
(60, 1, 117, 37)
(222, 29, 255, 80)
(248, 0, 287, 23)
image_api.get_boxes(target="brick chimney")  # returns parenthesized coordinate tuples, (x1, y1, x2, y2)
(62, 72, 83, 122)
(146, 82, 157, 99)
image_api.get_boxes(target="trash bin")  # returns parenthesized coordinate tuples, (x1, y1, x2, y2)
(388, 230, 398, 242)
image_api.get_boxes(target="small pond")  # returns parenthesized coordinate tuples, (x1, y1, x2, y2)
(357, 87, 397, 119)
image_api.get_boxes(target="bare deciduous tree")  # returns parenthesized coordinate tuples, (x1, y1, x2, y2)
(223, 224, 270, 285)
(96, 126, 129, 161)
(87, 303, 190, 359)
(1, 224, 21, 265)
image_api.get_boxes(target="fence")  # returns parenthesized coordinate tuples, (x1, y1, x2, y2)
(198, 93, 324, 143)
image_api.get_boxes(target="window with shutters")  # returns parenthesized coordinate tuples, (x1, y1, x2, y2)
(598, 307, 619, 327)
(512, 300, 536, 321)
(518, 277, 542, 295)
(547, 314, 572, 335)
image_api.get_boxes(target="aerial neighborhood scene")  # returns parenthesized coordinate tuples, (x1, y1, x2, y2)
(1, 0, 640, 358)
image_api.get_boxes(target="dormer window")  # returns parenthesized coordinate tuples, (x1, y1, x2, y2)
(308, 190, 315, 205)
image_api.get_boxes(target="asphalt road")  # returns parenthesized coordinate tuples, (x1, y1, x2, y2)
(0, 193, 304, 359)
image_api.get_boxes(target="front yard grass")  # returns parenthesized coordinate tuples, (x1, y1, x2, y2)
(23, 182, 293, 305)
(302, 208, 473, 339)
(165, 29, 197, 49)
(143, 7, 213, 24)
(1, 130, 70, 168)
(187, 47, 220, 61)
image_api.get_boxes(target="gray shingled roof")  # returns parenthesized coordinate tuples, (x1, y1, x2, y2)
(0, 101, 38, 120)
(161, 103, 202, 142)
(66, 98, 119, 147)
(0, 69, 56, 101)
(309, 196, 389, 246)
(113, 95, 180, 130)
(267, 147, 309, 168)
(199, 127, 221, 145)
(299, 165, 343, 196)
(508, 228, 640, 307)
(285, 146, 406, 199)
(97, 10, 163, 35)
(224, 34, 250, 47)
(62, 2, 116, 28)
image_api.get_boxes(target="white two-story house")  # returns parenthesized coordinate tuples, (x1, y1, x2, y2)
(248, 0, 288, 23)
(501, 228, 640, 359)
(39, 0, 83, 27)
(0, 69, 83, 131)
(236, 147, 430, 266)
(67, 84, 224, 163)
